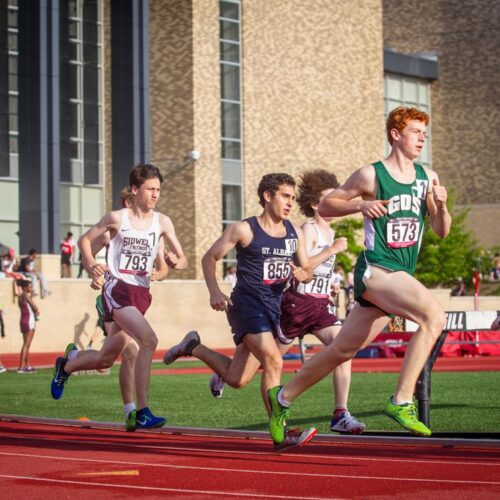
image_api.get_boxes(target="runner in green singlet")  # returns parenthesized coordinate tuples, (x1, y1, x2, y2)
(267, 106, 452, 442)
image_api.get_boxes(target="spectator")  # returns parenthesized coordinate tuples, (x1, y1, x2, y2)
(346, 265, 355, 291)
(60, 231, 76, 278)
(0, 291, 5, 373)
(1, 248, 24, 297)
(17, 279, 40, 373)
(491, 315, 500, 330)
(451, 277, 466, 296)
(489, 253, 500, 281)
(345, 288, 356, 317)
(224, 265, 237, 288)
(18, 249, 51, 299)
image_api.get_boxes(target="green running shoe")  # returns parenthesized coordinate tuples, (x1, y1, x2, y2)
(125, 409, 137, 432)
(64, 342, 77, 359)
(268, 386, 290, 444)
(95, 294, 105, 332)
(384, 396, 431, 437)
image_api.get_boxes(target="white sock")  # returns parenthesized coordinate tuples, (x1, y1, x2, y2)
(392, 396, 412, 406)
(123, 402, 136, 419)
(277, 388, 291, 408)
(68, 350, 78, 360)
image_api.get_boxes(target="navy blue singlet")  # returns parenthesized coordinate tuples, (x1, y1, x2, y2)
(233, 216, 298, 315)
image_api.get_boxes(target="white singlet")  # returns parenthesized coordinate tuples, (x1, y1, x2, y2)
(294, 221, 336, 298)
(106, 209, 161, 288)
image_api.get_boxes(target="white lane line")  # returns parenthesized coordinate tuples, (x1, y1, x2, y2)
(1, 432, 499, 468)
(0, 474, 336, 499)
(0, 451, 499, 486)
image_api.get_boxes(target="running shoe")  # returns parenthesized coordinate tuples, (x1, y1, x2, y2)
(24, 366, 37, 373)
(64, 342, 78, 358)
(125, 409, 137, 432)
(0, 366, 6, 374)
(274, 426, 317, 453)
(136, 407, 166, 429)
(209, 373, 225, 398)
(95, 294, 105, 332)
(330, 410, 366, 434)
(163, 331, 200, 365)
(51, 357, 71, 400)
(384, 396, 431, 437)
(268, 386, 289, 445)
(17, 368, 26, 374)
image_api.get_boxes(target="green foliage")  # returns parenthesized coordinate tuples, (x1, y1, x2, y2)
(416, 194, 481, 287)
(331, 217, 364, 273)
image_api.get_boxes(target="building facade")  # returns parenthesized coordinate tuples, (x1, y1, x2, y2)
(1, 0, 498, 279)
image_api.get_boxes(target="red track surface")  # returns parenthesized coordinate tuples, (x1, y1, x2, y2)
(0, 419, 499, 499)
(1, 350, 499, 374)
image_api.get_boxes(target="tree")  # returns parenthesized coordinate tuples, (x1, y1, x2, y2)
(330, 217, 364, 273)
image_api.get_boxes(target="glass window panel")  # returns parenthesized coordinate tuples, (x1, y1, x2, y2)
(222, 184, 242, 221)
(387, 99, 400, 113)
(69, 41, 79, 61)
(69, 20, 79, 38)
(8, 0, 18, 6)
(221, 63, 240, 101)
(8, 55, 17, 73)
(9, 154, 18, 178)
(8, 33, 18, 51)
(419, 82, 428, 101)
(68, 0, 78, 17)
(220, 1, 239, 20)
(9, 136, 18, 153)
(69, 103, 80, 137)
(386, 74, 401, 99)
(222, 140, 241, 160)
(220, 20, 239, 41)
(403, 79, 418, 102)
(222, 159, 242, 183)
(221, 102, 240, 139)
(9, 114, 18, 130)
(8, 9, 18, 27)
(9, 96, 17, 113)
(220, 42, 239, 63)
(69, 64, 79, 99)
(70, 141, 80, 159)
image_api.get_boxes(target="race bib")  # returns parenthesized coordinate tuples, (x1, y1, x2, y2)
(386, 217, 420, 248)
(263, 258, 291, 284)
(301, 275, 331, 297)
(118, 234, 155, 275)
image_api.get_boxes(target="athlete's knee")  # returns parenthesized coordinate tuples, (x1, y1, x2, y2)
(420, 308, 447, 338)
(261, 353, 283, 374)
(137, 332, 158, 351)
(226, 375, 251, 389)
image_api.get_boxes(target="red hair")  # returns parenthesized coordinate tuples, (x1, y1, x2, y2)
(386, 107, 429, 145)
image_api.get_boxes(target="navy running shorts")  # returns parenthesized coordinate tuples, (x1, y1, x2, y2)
(226, 292, 291, 346)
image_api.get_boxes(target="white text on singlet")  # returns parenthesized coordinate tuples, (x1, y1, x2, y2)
(106, 209, 161, 288)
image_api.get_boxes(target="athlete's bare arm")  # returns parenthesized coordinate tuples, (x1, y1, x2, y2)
(424, 168, 452, 238)
(290, 224, 313, 283)
(79, 210, 122, 277)
(159, 214, 188, 270)
(319, 166, 389, 219)
(202, 221, 252, 312)
(301, 223, 348, 269)
(151, 239, 169, 281)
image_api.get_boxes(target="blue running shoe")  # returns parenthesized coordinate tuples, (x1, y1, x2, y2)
(51, 357, 71, 400)
(136, 407, 166, 429)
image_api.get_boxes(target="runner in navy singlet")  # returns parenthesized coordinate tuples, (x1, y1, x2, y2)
(163, 173, 316, 452)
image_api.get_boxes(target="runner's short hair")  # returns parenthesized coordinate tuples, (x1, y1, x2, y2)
(257, 173, 296, 207)
(386, 106, 430, 145)
(129, 164, 164, 189)
(297, 169, 339, 217)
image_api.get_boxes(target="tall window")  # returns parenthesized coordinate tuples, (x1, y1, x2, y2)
(61, 0, 103, 185)
(6, 0, 18, 178)
(384, 73, 432, 168)
(220, 0, 242, 271)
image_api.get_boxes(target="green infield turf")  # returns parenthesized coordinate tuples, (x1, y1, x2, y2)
(0, 363, 499, 434)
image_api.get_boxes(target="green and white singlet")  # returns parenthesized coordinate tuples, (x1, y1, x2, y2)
(354, 161, 429, 299)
